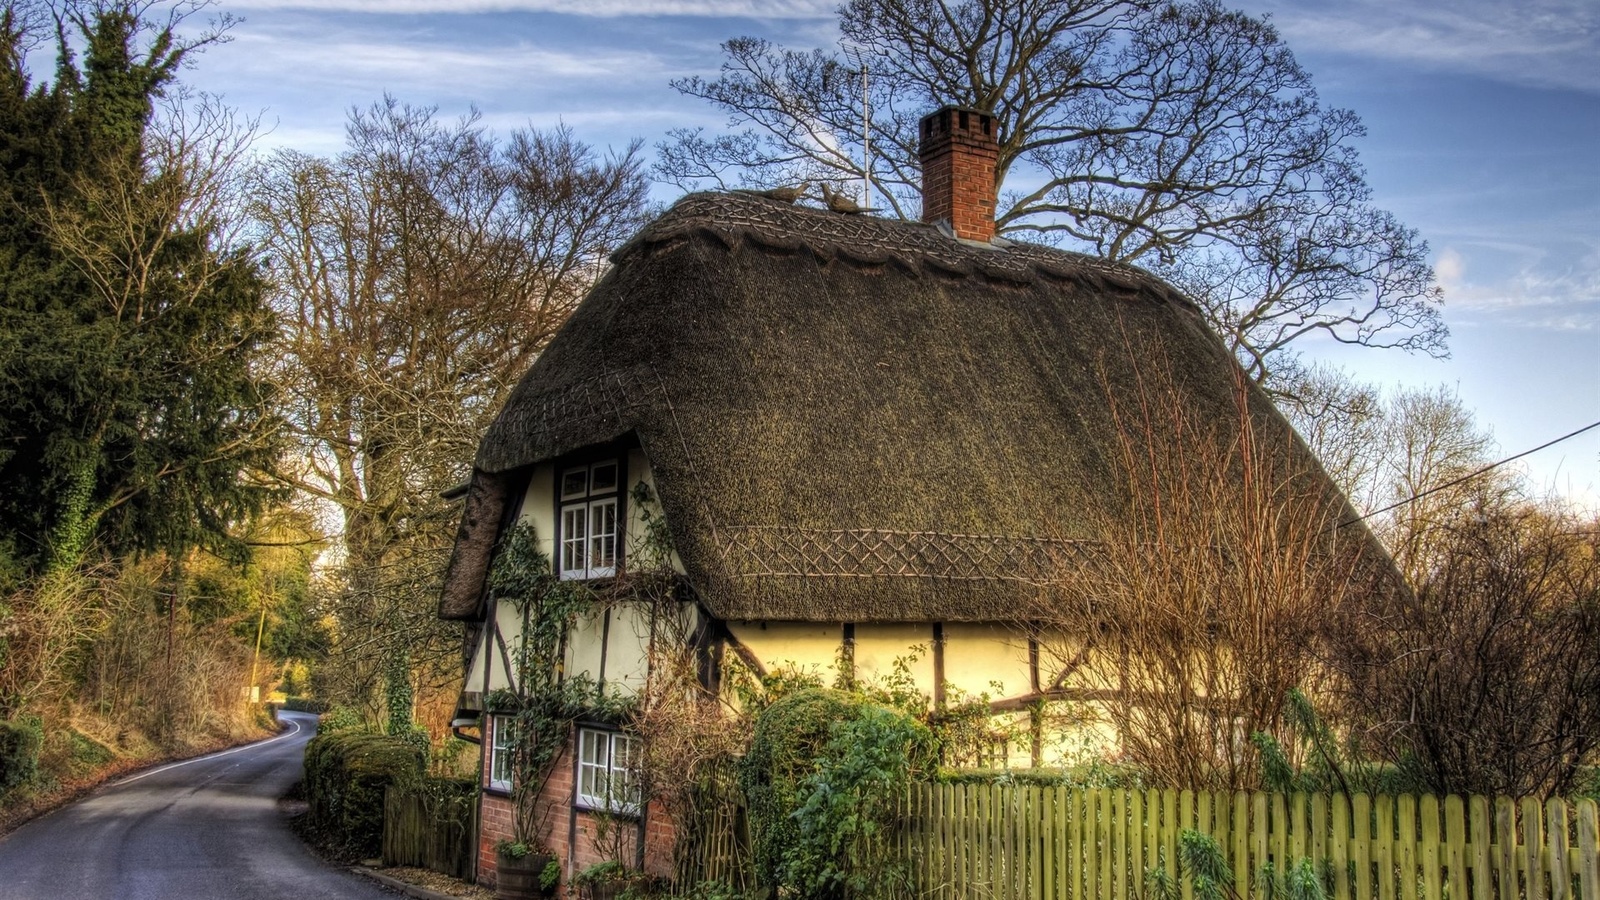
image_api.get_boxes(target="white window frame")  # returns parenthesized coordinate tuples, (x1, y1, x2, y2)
(488, 715, 514, 793)
(574, 727, 640, 815)
(558, 461, 620, 581)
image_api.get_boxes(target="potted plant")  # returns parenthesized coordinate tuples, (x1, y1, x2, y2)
(572, 860, 634, 900)
(494, 840, 560, 900)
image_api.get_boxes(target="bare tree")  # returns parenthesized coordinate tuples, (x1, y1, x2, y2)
(1276, 363, 1387, 514)
(1375, 385, 1503, 580)
(660, 0, 1443, 382)
(1280, 369, 1502, 582)
(1328, 497, 1600, 798)
(250, 99, 651, 722)
(1031, 343, 1383, 790)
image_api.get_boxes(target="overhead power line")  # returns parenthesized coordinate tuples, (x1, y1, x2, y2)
(1340, 418, 1600, 528)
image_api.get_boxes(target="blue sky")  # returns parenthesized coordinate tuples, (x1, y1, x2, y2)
(195, 0, 1598, 504)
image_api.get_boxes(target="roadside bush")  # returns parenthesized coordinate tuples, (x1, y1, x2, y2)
(1575, 767, 1600, 802)
(250, 703, 280, 733)
(315, 705, 366, 734)
(1146, 828, 1329, 900)
(52, 729, 115, 782)
(0, 717, 42, 795)
(1329, 501, 1600, 797)
(304, 730, 424, 857)
(282, 697, 329, 714)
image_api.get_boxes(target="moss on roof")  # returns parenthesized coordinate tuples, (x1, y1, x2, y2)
(440, 192, 1379, 623)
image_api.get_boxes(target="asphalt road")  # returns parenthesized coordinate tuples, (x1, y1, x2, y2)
(0, 710, 399, 899)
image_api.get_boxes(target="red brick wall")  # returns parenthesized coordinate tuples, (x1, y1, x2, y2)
(918, 106, 999, 243)
(478, 791, 515, 881)
(476, 720, 679, 894)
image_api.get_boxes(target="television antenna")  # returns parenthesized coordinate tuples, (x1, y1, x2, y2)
(840, 42, 872, 210)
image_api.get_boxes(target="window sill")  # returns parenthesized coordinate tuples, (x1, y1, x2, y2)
(557, 571, 618, 583)
(573, 800, 641, 820)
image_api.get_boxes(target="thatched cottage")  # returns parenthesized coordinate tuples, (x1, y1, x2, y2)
(438, 106, 1382, 888)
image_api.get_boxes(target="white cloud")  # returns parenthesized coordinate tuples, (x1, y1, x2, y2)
(223, 0, 835, 18)
(1253, 0, 1600, 94)
(1443, 244, 1600, 330)
(1434, 247, 1464, 288)
(224, 28, 672, 88)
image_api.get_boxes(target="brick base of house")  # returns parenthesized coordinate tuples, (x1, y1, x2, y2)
(476, 724, 677, 896)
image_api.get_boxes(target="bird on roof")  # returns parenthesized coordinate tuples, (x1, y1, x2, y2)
(733, 182, 810, 204)
(820, 182, 880, 215)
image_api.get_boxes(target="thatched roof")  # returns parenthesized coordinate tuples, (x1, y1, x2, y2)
(440, 192, 1376, 623)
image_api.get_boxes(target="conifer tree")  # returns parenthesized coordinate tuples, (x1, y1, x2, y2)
(0, 3, 277, 575)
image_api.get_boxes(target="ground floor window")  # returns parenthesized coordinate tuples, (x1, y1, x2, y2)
(488, 715, 514, 792)
(575, 727, 639, 814)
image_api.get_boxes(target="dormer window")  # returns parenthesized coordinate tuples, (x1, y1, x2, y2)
(559, 460, 619, 580)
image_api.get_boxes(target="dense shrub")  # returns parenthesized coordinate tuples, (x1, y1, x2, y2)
(282, 697, 329, 714)
(742, 688, 936, 899)
(936, 760, 1146, 790)
(316, 705, 366, 734)
(0, 718, 42, 795)
(304, 730, 424, 857)
(786, 704, 936, 899)
(742, 688, 861, 890)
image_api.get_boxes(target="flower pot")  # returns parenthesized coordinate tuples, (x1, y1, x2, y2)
(581, 882, 627, 900)
(496, 851, 557, 900)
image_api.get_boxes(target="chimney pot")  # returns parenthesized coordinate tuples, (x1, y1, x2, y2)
(919, 105, 999, 243)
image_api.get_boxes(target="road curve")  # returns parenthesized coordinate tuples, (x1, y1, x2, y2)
(0, 710, 399, 899)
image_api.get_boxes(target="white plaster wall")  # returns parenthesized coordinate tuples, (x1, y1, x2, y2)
(464, 599, 525, 695)
(624, 449, 685, 574)
(600, 602, 655, 694)
(564, 605, 607, 683)
(726, 621, 844, 685)
(942, 622, 1032, 701)
(554, 600, 701, 697)
(515, 462, 557, 562)
(853, 623, 935, 691)
(716, 618, 1131, 769)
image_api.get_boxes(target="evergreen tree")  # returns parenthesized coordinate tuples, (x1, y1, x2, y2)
(0, 4, 278, 575)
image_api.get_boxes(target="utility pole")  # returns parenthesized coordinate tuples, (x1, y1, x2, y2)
(248, 589, 267, 706)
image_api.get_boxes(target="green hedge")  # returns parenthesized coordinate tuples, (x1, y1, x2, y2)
(741, 688, 866, 891)
(0, 718, 42, 795)
(281, 697, 329, 714)
(936, 761, 1148, 790)
(303, 730, 425, 857)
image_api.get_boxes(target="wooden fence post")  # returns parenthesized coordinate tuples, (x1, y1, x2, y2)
(1576, 799, 1597, 900)
(1496, 796, 1518, 900)
(1526, 796, 1548, 900)
(1330, 791, 1351, 900)
(1549, 797, 1571, 900)
(1471, 795, 1493, 900)
(1421, 793, 1441, 900)
(810, 782, 1600, 900)
(1444, 794, 1467, 900)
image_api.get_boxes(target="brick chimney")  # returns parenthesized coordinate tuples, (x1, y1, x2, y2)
(919, 106, 999, 243)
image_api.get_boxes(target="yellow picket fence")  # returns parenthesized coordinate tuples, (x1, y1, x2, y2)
(902, 785, 1600, 900)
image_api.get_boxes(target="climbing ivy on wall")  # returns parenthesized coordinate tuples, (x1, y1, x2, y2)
(484, 520, 615, 847)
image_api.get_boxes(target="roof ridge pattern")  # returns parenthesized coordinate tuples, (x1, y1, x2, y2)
(620, 192, 1196, 310)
